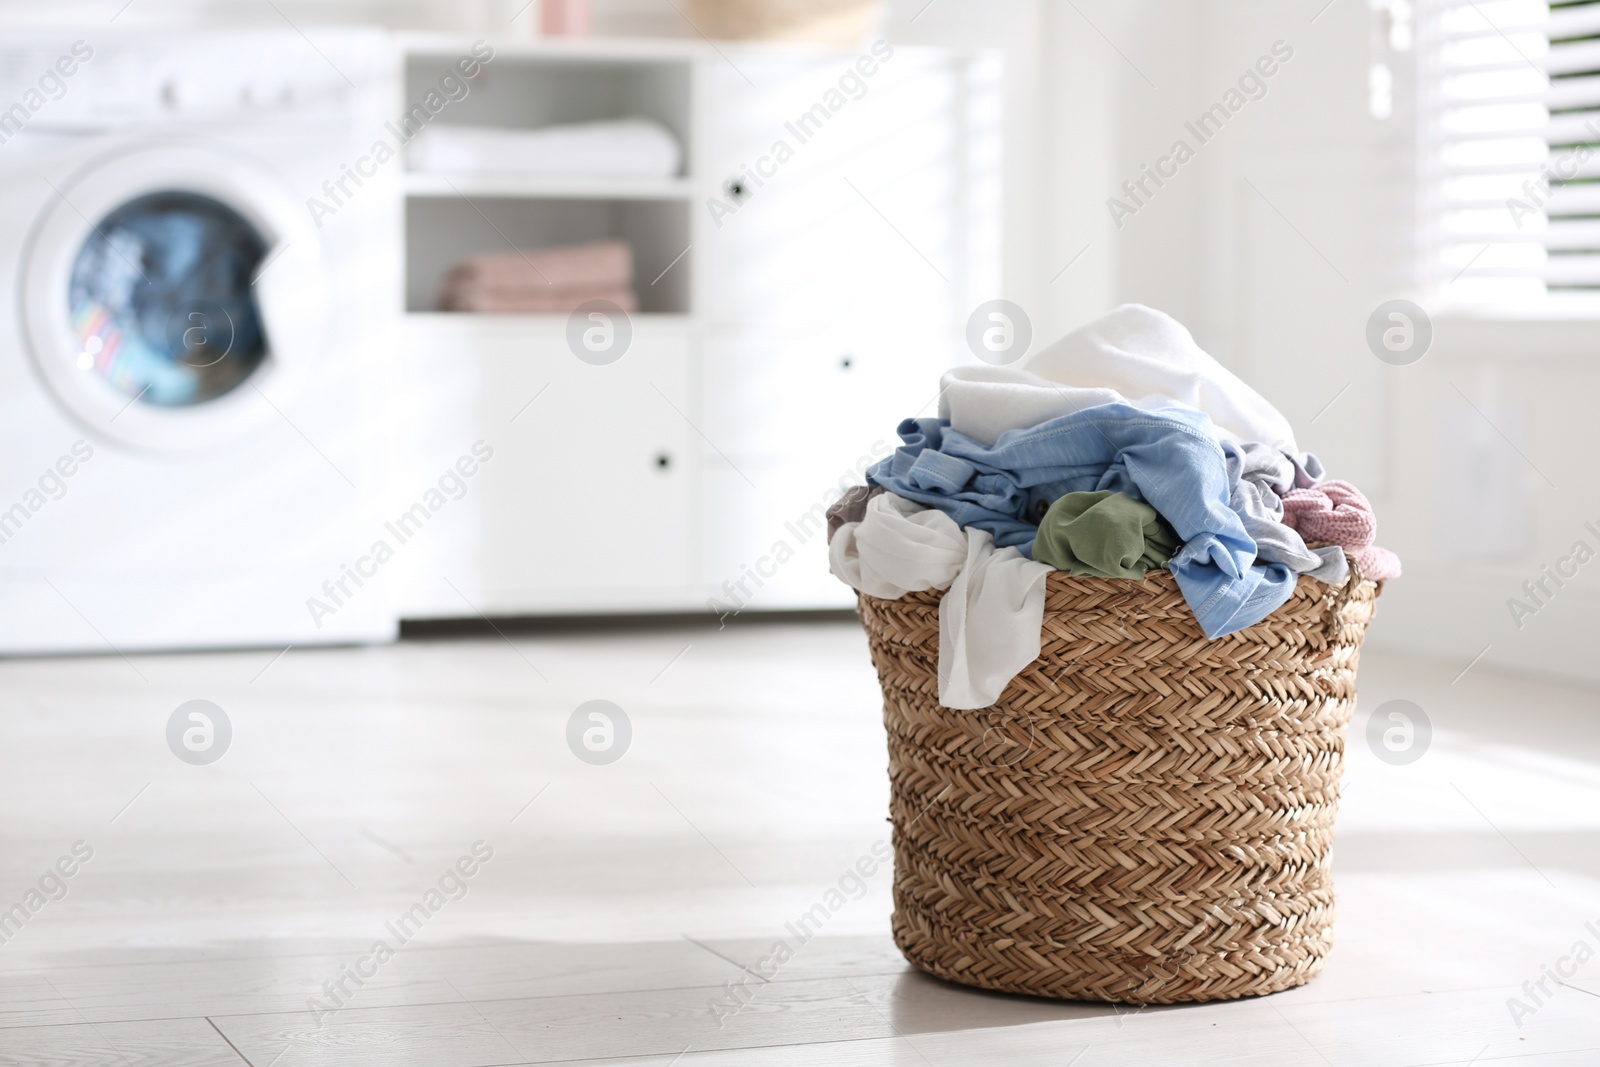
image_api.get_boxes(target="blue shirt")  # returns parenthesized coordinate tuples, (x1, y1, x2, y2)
(866, 403, 1296, 638)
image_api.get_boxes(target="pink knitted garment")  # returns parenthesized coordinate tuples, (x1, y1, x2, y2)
(1280, 479, 1402, 581)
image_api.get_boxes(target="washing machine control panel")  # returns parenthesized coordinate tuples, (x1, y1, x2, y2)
(0, 32, 385, 129)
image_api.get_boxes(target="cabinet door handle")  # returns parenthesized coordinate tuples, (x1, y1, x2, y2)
(655, 452, 672, 471)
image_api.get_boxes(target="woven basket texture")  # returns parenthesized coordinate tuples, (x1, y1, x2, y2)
(686, 0, 881, 42)
(858, 566, 1381, 1004)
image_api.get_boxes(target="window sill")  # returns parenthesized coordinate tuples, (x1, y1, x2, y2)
(1431, 314, 1600, 362)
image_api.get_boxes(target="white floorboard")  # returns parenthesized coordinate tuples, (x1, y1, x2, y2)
(0, 620, 1597, 1065)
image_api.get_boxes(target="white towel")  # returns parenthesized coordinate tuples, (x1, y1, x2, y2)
(407, 119, 682, 178)
(937, 529, 1051, 710)
(828, 492, 965, 598)
(829, 493, 1051, 710)
(938, 365, 1155, 447)
(1025, 303, 1298, 451)
(941, 304, 1298, 452)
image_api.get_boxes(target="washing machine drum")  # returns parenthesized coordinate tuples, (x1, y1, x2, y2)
(70, 191, 270, 407)
(24, 143, 326, 452)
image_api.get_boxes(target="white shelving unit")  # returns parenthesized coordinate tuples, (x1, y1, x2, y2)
(387, 34, 1001, 620)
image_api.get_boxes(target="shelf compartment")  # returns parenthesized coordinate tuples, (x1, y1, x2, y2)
(405, 196, 692, 315)
(401, 52, 692, 178)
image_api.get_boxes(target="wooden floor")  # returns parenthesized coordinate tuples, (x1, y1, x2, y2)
(2, 620, 1598, 1065)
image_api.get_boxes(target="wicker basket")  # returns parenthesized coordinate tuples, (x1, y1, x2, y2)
(857, 565, 1381, 1004)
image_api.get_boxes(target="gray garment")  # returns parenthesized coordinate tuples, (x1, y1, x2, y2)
(1223, 441, 1345, 582)
(1289, 449, 1325, 490)
(1228, 441, 1324, 509)
(1304, 544, 1350, 585)
(826, 484, 885, 542)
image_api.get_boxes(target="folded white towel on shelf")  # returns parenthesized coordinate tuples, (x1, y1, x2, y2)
(941, 304, 1298, 452)
(829, 493, 1050, 710)
(406, 119, 683, 178)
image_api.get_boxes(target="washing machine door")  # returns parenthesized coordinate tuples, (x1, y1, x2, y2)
(22, 142, 327, 452)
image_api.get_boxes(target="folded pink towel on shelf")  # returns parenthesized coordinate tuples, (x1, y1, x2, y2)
(438, 239, 637, 314)
(1280, 479, 1402, 581)
(444, 240, 632, 293)
(441, 285, 638, 314)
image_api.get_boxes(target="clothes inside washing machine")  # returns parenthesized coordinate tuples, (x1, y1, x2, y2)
(69, 191, 270, 407)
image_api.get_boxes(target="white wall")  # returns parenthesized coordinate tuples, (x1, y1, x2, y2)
(866, 0, 1600, 687)
(11, 0, 1591, 682)
(0, 0, 460, 26)
(1049, 1, 1600, 687)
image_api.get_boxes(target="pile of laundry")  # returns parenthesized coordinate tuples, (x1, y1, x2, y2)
(827, 304, 1398, 710)
(440, 239, 636, 314)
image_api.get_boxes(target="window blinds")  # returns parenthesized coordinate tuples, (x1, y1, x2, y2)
(1426, 0, 1600, 305)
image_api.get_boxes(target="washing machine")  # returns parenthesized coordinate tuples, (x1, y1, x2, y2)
(0, 30, 400, 653)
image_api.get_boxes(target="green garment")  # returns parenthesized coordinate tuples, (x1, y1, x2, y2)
(1032, 490, 1179, 579)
